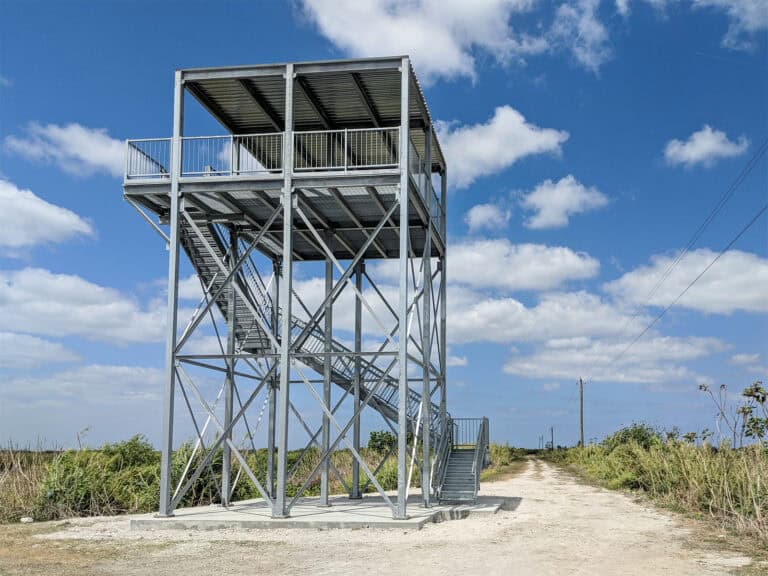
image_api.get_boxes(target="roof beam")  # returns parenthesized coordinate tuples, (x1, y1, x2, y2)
(350, 73, 382, 127)
(237, 80, 284, 132)
(294, 189, 357, 257)
(328, 187, 388, 258)
(186, 82, 239, 132)
(296, 76, 332, 129)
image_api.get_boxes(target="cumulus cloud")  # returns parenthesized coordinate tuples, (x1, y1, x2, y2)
(551, 0, 611, 73)
(449, 288, 651, 344)
(465, 203, 512, 232)
(693, 0, 768, 49)
(372, 239, 599, 292)
(0, 268, 168, 344)
(604, 248, 768, 314)
(450, 239, 599, 291)
(519, 175, 608, 229)
(5, 122, 124, 178)
(664, 125, 749, 167)
(300, 0, 548, 84)
(437, 106, 569, 189)
(503, 334, 725, 383)
(0, 179, 93, 249)
(0, 332, 80, 370)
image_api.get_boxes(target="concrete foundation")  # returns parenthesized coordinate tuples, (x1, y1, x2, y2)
(130, 494, 507, 531)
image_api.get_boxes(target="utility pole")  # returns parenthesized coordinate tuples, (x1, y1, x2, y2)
(550, 426, 554, 450)
(579, 378, 585, 448)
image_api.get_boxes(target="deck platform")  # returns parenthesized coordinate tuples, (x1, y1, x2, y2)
(130, 494, 507, 531)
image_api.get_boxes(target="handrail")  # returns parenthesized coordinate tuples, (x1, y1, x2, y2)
(432, 416, 453, 497)
(470, 417, 489, 494)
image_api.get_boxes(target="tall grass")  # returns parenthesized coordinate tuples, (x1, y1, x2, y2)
(0, 435, 413, 523)
(546, 425, 768, 545)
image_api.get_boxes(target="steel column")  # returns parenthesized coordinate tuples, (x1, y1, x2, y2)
(221, 226, 238, 506)
(158, 70, 184, 517)
(274, 63, 294, 518)
(396, 56, 410, 520)
(439, 168, 448, 437)
(267, 260, 279, 499)
(421, 123, 432, 507)
(320, 231, 333, 506)
(350, 261, 363, 499)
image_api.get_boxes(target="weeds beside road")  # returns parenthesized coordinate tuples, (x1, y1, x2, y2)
(543, 424, 768, 549)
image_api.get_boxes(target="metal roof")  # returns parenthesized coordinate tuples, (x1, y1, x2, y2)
(181, 57, 445, 171)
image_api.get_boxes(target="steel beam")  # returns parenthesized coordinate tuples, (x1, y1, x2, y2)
(439, 169, 448, 437)
(274, 63, 294, 518)
(320, 230, 333, 507)
(267, 261, 278, 499)
(421, 123, 432, 507)
(158, 70, 184, 518)
(396, 56, 410, 520)
(221, 226, 238, 506)
(351, 260, 363, 499)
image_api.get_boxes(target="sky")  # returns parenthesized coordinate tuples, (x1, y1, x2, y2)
(0, 0, 766, 449)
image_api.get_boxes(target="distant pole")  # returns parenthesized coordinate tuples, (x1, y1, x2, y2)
(550, 426, 554, 450)
(579, 378, 585, 448)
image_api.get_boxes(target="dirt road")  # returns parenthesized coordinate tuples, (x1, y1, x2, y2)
(2, 459, 759, 575)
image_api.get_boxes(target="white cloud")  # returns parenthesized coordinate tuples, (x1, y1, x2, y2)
(5, 122, 124, 178)
(178, 274, 205, 301)
(3, 365, 163, 404)
(0, 268, 167, 344)
(371, 239, 599, 292)
(504, 334, 725, 383)
(300, 0, 548, 84)
(447, 354, 468, 367)
(551, 0, 611, 73)
(449, 288, 644, 344)
(451, 239, 599, 291)
(465, 203, 511, 232)
(0, 179, 93, 249)
(693, 0, 768, 49)
(519, 175, 608, 229)
(731, 353, 760, 365)
(437, 106, 569, 189)
(604, 249, 768, 314)
(0, 332, 80, 370)
(542, 381, 561, 391)
(664, 125, 749, 167)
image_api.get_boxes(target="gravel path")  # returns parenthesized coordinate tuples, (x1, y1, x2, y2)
(34, 459, 756, 575)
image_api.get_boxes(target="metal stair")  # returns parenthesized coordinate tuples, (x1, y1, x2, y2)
(436, 417, 490, 504)
(179, 219, 444, 442)
(439, 449, 477, 502)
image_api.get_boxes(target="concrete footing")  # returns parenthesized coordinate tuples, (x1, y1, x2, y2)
(130, 494, 508, 531)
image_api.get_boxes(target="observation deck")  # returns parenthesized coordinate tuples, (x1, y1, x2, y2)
(123, 56, 446, 262)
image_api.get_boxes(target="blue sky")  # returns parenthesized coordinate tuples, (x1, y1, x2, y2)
(0, 0, 766, 449)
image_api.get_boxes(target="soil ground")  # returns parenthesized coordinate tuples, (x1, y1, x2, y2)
(0, 459, 763, 575)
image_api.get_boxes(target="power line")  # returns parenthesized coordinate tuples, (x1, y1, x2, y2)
(583, 136, 768, 381)
(605, 202, 767, 369)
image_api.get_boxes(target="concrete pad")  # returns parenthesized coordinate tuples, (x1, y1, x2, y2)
(130, 494, 504, 531)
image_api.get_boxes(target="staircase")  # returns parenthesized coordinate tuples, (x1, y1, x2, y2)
(179, 219, 444, 442)
(436, 417, 490, 504)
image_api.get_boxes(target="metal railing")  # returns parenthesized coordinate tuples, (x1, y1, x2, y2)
(125, 138, 171, 179)
(471, 417, 490, 492)
(181, 133, 283, 177)
(293, 127, 399, 172)
(432, 416, 453, 498)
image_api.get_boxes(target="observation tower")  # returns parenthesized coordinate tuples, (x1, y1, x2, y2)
(123, 56, 488, 521)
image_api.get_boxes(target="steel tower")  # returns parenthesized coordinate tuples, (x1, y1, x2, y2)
(123, 56, 479, 520)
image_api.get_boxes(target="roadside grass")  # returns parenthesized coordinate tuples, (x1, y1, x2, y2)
(0, 435, 416, 523)
(541, 424, 768, 552)
(480, 443, 528, 483)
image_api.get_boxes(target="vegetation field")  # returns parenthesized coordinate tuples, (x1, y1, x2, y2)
(544, 423, 768, 548)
